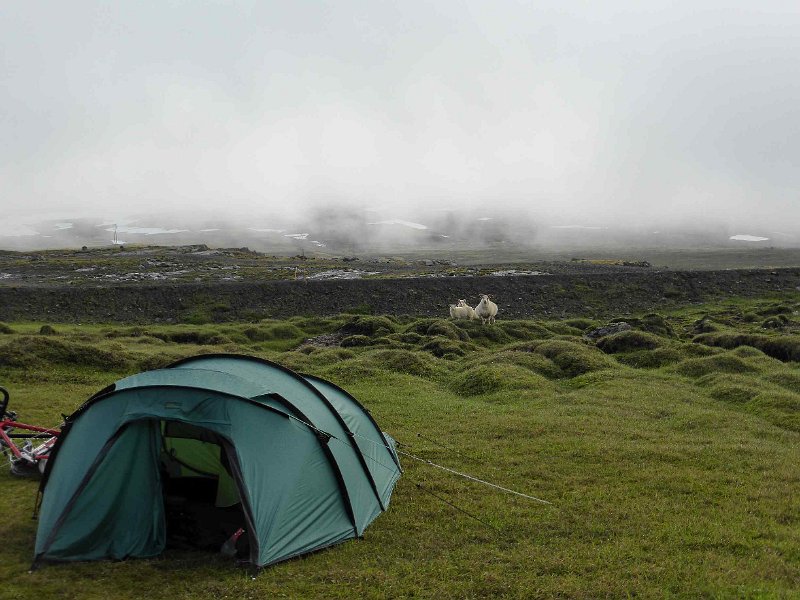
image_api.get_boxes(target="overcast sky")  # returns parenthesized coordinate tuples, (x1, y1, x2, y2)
(2, 1, 799, 230)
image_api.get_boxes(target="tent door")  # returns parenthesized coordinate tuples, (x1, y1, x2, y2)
(159, 421, 256, 563)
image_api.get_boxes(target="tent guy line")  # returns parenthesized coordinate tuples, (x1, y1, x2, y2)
(316, 415, 553, 506)
(395, 448, 552, 506)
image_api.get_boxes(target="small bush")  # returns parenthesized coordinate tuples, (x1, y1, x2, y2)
(0, 322, 15, 334)
(596, 331, 664, 354)
(742, 312, 758, 323)
(39, 325, 57, 336)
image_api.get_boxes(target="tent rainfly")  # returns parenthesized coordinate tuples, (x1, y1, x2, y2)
(33, 354, 401, 569)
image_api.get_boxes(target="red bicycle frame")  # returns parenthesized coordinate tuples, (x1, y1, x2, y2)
(0, 387, 60, 469)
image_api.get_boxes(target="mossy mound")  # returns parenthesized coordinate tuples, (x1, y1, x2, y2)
(692, 316, 720, 334)
(763, 371, 800, 394)
(529, 339, 615, 378)
(496, 321, 551, 341)
(757, 304, 792, 317)
(340, 335, 376, 348)
(0, 322, 15, 334)
(693, 373, 764, 404)
(359, 349, 440, 377)
(596, 331, 665, 354)
(339, 315, 397, 337)
(636, 313, 675, 337)
(242, 323, 304, 342)
(288, 315, 345, 334)
(564, 318, 597, 331)
(293, 347, 356, 365)
(762, 315, 789, 330)
(136, 351, 193, 372)
(467, 350, 562, 379)
(708, 384, 759, 404)
(0, 336, 131, 370)
(420, 336, 472, 358)
(427, 320, 471, 341)
(403, 319, 468, 341)
(39, 325, 58, 336)
(319, 357, 381, 384)
(105, 326, 149, 339)
(544, 322, 585, 336)
(457, 320, 510, 343)
(728, 346, 766, 359)
(693, 333, 800, 362)
(670, 353, 759, 378)
(747, 392, 800, 432)
(614, 347, 690, 369)
(149, 329, 231, 345)
(450, 363, 551, 397)
(385, 332, 424, 345)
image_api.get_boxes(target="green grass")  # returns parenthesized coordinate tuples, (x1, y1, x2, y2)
(1, 296, 799, 598)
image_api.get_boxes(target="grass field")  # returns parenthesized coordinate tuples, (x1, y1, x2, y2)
(1, 296, 799, 598)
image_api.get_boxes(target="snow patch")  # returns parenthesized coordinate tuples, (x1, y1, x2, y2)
(367, 220, 428, 230)
(730, 234, 770, 242)
(105, 226, 188, 235)
(551, 225, 605, 230)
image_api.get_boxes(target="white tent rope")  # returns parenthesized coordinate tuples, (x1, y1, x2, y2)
(301, 414, 553, 507)
(394, 448, 552, 505)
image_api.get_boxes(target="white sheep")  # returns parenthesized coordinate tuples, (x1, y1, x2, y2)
(449, 303, 473, 320)
(457, 299, 478, 320)
(475, 294, 498, 325)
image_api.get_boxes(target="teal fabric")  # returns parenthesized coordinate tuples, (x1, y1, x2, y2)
(227, 402, 354, 565)
(41, 420, 164, 561)
(35, 355, 401, 568)
(304, 376, 401, 510)
(170, 356, 384, 534)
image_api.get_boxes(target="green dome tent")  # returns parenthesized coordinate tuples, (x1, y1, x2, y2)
(33, 354, 401, 569)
